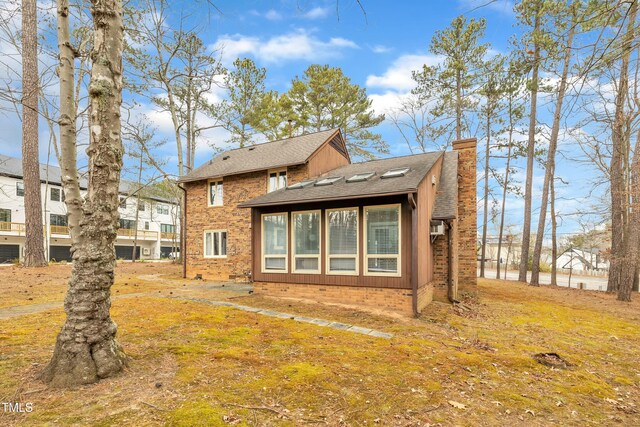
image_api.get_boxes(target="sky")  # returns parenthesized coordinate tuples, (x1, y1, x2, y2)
(0, 0, 607, 239)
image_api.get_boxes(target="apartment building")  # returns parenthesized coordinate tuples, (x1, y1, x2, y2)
(0, 154, 180, 263)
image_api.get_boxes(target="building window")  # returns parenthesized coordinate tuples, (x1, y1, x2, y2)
(50, 213, 68, 227)
(364, 204, 401, 276)
(137, 201, 146, 211)
(209, 180, 223, 206)
(268, 169, 287, 193)
(156, 204, 169, 215)
(292, 210, 321, 273)
(326, 208, 359, 275)
(204, 230, 227, 258)
(144, 221, 149, 230)
(119, 197, 127, 209)
(161, 224, 175, 233)
(50, 187, 61, 202)
(0, 208, 11, 230)
(119, 219, 135, 229)
(16, 181, 24, 197)
(262, 213, 287, 272)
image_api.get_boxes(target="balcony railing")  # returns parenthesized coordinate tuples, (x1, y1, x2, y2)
(0, 222, 161, 240)
(0, 222, 25, 234)
(161, 231, 177, 240)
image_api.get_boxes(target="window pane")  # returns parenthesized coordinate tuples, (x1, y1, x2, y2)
(278, 172, 287, 189)
(294, 212, 320, 255)
(213, 232, 220, 256)
(16, 182, 24, 196)
(205, 232, 212, 257)
(368, 257, 398, 273)
(367, 207, 399, 255)
(263, 214, 287, 255)
(220, 232, 227, 255)
(269, 173, 277, 192)
(265, 257, 286, 270)
(51, 188, 60, 201)
(295, 258, 318, 271)
(328, 209, 357, 255)
(217, 182, 223, 204)
(329, 258, 356, 272)
(0, 208, 10, 223)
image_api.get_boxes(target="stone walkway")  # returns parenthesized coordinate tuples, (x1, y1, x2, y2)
(0, 290, 393, 339)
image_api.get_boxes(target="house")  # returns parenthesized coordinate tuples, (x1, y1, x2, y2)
(0, 154, 180, 263)
(180, 129, 477, 315)
(556, 247, 609, 274)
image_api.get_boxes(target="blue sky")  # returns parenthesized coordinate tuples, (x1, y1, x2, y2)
(0, 0, 605, 238)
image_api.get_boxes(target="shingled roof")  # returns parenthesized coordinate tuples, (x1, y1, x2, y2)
(239, 151, 444, 207)
(432, 151, 458, 220)
(180, 128, 343, 183)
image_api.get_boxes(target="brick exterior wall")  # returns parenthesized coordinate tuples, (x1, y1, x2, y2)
(184, 164, 309, 281)
(255, 281, 433, 316)
(432, 220, 460, 302)
(453, 139, 477, 288)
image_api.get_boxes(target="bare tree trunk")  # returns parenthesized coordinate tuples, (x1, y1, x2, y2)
(57, 0, 83, 245)
(519, 10, 541, 283)
(21, 0, 47, 267)
(480, 113, 491, 278)
(497, 99, 515, 280)
(531, 11, 575, 286)
(550, 175, 558, 286)
(41, 0, 127, 387)
(609, 1, 637, 293)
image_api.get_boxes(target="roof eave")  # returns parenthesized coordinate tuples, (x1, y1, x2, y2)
(178, 160, 309, 183)
(239, 189, 417, 208)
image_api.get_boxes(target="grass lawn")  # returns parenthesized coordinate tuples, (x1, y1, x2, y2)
(0, 264, 639, 426)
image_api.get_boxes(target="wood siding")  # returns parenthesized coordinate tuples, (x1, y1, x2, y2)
(307, 139, 350, 177)
(416, 155, 444, 288)
(251, 195, 413, 289)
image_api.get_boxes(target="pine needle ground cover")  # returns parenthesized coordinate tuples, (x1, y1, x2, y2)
(1, 264, 639, 426)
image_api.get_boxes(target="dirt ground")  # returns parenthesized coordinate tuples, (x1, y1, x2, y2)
(1, 263, 639, 426)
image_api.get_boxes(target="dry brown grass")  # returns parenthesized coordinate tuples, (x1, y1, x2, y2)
(0, 265, 639, 426)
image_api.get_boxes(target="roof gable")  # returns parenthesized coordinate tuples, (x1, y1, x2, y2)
(180, 128, 344, 183)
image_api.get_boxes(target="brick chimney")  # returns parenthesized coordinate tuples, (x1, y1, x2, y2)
(452, 138, 477, 288)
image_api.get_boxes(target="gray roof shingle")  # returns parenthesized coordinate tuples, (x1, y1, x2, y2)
(180, 128, 342, 183)
(239, 151, 444, 207)
(432, 151, 458, 220)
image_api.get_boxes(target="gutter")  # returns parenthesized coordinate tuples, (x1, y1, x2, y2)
(409, 193, 419, 317)
(177, 182, 187, 279)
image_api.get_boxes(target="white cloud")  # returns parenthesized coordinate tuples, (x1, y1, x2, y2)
(302, 7, 330, 20)
(366, 53, 442, 92)
(212, 30, 359, 65)
(370, 44, 393, 54)
(265, 9, 282, 21)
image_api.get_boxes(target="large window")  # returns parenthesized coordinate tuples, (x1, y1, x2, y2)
(364, 205, 401, 276)
(119, 219, 135, 229)
(326, 208, 359, 275)
(204, 230, 227, 258)
(209, 180, 223, 206)
(268, 169, 287, 193)
(262, 213, 288, 272)
(0, 208, 11, 230)
(161, 224, 175, 233)
(157, 204, 169, 215)
(16, 181, 24, 197)
(50, 213, 68, 227)
(292, 211, 321, 273)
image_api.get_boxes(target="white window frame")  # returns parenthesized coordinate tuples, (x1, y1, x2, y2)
(204, 229, 227, 259)
(208, 179, 224, 207)
(261, 212, 288, 273)
(267, 168, 287, 193)
(292, 210, 321, 274)
(363, 204, 402, 277)
(325, 207, 359, 276)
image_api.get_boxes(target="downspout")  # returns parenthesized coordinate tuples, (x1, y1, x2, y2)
(409, 193, 419, 317)
(447, 220, 458, 303)
(178, 183, 187, 279)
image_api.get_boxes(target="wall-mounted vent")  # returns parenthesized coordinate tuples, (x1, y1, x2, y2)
(430, 220, 445, 236)
(142, 247, 151, 256)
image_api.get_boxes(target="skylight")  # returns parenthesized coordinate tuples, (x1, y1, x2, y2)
(287, 180, 315, 190)
(381, 167, 410, 179)
(314, 176, 342, 186)
(346, 172, 375, 183)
